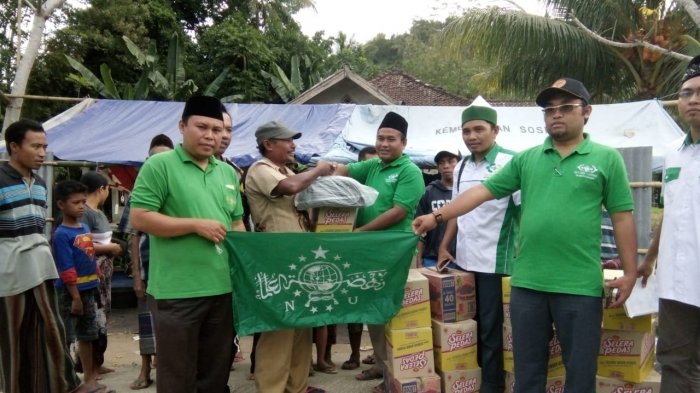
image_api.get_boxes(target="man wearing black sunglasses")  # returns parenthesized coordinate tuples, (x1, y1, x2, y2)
(413, 78, 638, 393)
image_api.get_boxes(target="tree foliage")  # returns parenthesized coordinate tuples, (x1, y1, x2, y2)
(444, 0, 700, 101)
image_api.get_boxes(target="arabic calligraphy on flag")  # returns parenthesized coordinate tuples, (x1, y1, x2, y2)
(225, 231, 418, 335)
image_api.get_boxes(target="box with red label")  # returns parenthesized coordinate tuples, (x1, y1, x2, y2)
(595, 369, 660, 393)
(312, 207, 357, 232)
(383, 361, 442, 393)
(419, 268, 476, 323)
(440, 368, 481, 393)
(598, 328, 656, 383)
(505, 372, 565, 393)
(386, 269, 431, 330)
(432, 319, 478, 372)
(503, 324, 564, 377)
(385, 327, 436, 379)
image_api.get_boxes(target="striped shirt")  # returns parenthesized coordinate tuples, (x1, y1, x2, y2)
(0, 162, 57, 296)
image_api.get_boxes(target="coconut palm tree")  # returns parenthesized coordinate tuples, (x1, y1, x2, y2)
(444, 0, 700, 102)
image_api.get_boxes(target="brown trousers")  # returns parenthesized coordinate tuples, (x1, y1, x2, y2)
(255, 328, 312, 393)
(155, 293, 233, 393)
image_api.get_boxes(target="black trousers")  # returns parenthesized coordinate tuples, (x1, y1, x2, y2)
(155, 293, 233, 393)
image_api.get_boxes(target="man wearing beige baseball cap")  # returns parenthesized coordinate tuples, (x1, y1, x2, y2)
(245, 121, 335, 393)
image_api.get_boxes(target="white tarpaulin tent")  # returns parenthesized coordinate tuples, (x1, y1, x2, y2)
(1, 99, 683, 171)
(321, 99, 684, 170)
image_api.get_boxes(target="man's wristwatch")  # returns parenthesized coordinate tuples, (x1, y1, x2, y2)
(432, 211, 444, 224)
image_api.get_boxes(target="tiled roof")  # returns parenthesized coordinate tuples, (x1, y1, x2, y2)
(370, 71, 471, 106)
(370, 70, 534, 107)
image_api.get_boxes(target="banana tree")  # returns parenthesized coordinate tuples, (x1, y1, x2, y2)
(261, 54, 321, 102)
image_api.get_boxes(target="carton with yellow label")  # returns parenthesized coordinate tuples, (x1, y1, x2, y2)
(383, 361, 441, 393)
(595, 369, 660, 393)
(602, 307, 654, 332)
(386, 269, 431, 330)
(440, 368, 481, 393)
(597, 329, 655, 383)
(432, 319, 478, 371)
(313, 207, 357, 232)
(385, 326, 436, 379)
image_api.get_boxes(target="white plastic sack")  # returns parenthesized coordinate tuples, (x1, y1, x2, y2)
(295, 176, 378, 209)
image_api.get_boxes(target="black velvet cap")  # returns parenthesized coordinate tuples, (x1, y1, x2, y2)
(378, 111, 408, 136)
(682, 55, 700, 83)
(182, 95, 224, 121)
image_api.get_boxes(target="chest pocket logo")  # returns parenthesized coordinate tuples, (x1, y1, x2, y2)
(664, 167, 680, 183)
(574, 164, 599, 180)
(224, 184, 238, 207)
(385, 174, 399, 184)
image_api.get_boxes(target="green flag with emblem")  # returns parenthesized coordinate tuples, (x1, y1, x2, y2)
(225, 231, 418, 336)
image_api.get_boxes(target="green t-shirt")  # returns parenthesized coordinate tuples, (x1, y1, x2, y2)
(348, 154, 424, 231)
(130, 144, 244, 299)
(483, 135, 634, 297)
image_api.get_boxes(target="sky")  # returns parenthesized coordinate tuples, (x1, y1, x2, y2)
(293, 0, 547, 43)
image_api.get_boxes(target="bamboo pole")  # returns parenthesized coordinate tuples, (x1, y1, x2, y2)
(629, 181, 662, 188)
(2, 93, 88, 102)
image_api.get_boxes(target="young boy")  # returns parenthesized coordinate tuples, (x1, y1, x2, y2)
(52, 180, 105, 392)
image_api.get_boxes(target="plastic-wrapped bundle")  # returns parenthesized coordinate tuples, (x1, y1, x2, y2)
(295, 176, 378, 209)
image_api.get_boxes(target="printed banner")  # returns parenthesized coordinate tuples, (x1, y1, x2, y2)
(225, 231, 418, 336)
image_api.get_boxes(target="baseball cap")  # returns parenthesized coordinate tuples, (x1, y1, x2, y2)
(535, 78, 591, 107)
(434, 150, 461, 164)
(255, 121, 302, 144)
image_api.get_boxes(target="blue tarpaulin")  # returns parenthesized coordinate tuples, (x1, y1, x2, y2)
(29, 99, 354, 167)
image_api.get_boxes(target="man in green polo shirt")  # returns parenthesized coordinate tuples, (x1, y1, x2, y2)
(336, 111, 424, 390)
(413, 79, 637, 393)
(130, 95, 245, 393)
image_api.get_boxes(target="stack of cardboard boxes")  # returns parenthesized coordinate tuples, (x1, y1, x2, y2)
(500, 273, 660, 393)
(501, 277, 566, 393)
(596, 270, 659, 392)
(383, 269, 440, 393)
(420, 268, 480, 393)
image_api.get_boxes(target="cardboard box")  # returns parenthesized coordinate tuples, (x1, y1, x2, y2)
(386, 269, 432, 330)
(503, 303, 511, 327)
(432, 319, 478, 371)
(419, 268, 476, 323)
(385, 327, 436, 379)
(313, 207, 357, 232)
(597, 329, 656, 383)
(505, 372, 565, 393)
(502, 276, 511, 304)
(595, 369, 661, 393)
(440, 368, 481, 393)
(602, 307, 654, 332)
(503, 324, 564, 377)
(383, 361, 442, 393)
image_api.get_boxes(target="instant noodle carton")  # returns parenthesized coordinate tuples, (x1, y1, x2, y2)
(595, 369, 660, 393)
(504, 372, 565, 393)
(602, 307, 654, 332)
(432, 319, 478, 371)
(502, 276, 511, 326)
(597, 328, 656, 383)
(602, 270, 654, 332)
(440, 368, 481, 393)
(385, 326, 436, 379)
(419, 268, 476, 323)
(503, 324, 564, 377)
(313, 207, 357, 232)
(386, 269, 431, 330)
(383, 361, 442, 393)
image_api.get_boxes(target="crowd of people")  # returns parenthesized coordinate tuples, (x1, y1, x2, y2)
(2, 57, 700, 393)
